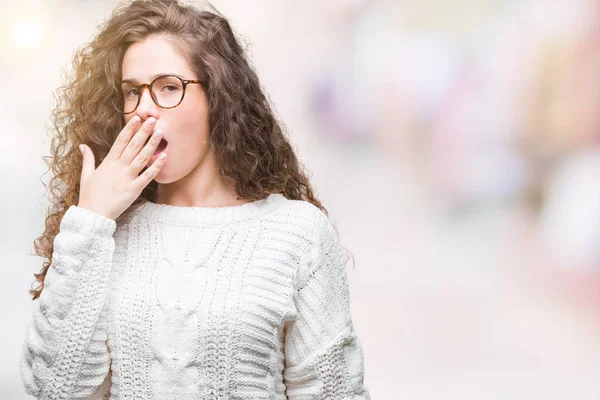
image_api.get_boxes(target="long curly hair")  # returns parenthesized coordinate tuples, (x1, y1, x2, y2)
(30, 0, 338, 300)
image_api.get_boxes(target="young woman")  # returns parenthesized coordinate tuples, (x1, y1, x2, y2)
(19, 0, 370, 399)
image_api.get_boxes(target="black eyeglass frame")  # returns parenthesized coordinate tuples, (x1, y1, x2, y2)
(114, 74, 202, 114)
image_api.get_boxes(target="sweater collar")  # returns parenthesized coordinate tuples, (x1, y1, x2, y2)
(134, 193, 287, 225)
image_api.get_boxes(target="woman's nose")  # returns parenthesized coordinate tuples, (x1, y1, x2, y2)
(135, 85, 160, 120)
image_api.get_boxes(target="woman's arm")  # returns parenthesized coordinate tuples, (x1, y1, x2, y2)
(283, 210, 370, 399)
(20, 205, 117, 400)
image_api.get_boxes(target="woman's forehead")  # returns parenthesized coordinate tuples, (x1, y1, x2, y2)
(122, 35, 194, 81)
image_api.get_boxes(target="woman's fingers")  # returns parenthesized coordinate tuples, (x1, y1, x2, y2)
(120, 117, 157, 165)
(134, 151, 167, 190)
(105, 115, 141, 162)
(130, 128, 164, 172)
(77, 116, 167, 221)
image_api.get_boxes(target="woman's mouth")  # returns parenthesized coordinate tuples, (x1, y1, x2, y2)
(142, 132, 168, 151)
(147, 138, 168, 164)
(154, 138, 168, 154)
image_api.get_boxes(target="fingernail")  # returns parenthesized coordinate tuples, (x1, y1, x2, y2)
(132, 116, 140, 123)
(79, 144, 84, 153)
(153, 128, 162, 137)
(148, 117, 156, 125)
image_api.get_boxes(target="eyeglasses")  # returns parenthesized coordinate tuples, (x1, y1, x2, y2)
(112, 74, 202, 114)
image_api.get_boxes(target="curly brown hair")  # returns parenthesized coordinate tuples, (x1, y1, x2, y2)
(30, 0, 339, 300)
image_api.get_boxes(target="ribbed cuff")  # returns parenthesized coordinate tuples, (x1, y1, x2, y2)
(60, 205, 117, 237)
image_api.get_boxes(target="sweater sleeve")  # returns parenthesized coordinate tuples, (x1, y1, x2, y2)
(283, 210, 370, 400)
(20, 205, 117, 400)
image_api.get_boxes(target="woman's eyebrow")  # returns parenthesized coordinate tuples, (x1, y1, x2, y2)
(121, 73, 185, 83)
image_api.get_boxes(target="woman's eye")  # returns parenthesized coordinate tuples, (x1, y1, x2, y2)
(162, 85, 180, 93)
(125, 88, 138, 97)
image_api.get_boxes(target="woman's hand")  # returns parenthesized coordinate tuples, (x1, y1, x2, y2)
(77, 116, 167, 220)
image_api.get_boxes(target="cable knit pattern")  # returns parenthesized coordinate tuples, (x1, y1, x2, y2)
(20, 193, 369, 399)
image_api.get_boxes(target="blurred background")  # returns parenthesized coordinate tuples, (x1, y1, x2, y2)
(2, 0, 600, 398)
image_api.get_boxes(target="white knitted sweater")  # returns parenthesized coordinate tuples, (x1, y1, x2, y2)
(20, 193, 370, 399)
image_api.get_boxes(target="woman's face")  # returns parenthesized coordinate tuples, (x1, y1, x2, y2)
(121, 34, 212, 184)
